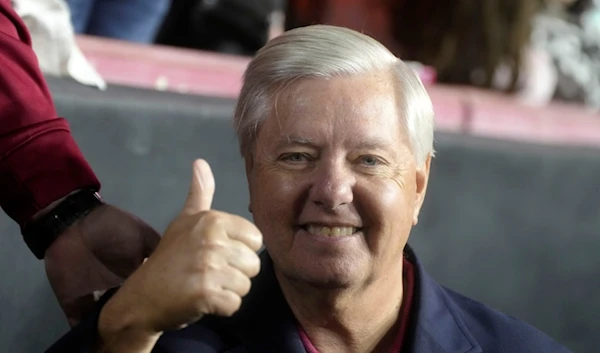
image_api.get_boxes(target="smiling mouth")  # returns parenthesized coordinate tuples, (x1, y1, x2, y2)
(301, 225, 361, 237)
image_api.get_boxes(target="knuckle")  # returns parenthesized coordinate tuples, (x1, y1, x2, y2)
(195, 213, 230, 247)
(201, 235, 228, 253)
(239, 276, 252, 296)
(246, 256, 261, 277)
(241, 223, 262, 250)
(194, 297, 215, 316)
(234, 222, 262, 250)
(233, 248, 261, 277)
(221, 296, 242, 317)
(198, 232, 220, 250)
(250, 231, 263, 251)
(195, 252, 222, 274)
(199, 211, 223, 228)
(188, 276, 216, 302)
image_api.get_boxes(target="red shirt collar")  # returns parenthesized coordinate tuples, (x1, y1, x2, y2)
(298, 257, 415, 352)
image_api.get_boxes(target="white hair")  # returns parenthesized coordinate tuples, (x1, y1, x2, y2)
(233, 25, 435, 166)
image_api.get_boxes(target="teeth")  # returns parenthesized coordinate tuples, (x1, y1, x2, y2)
(306, 225, 357, 237)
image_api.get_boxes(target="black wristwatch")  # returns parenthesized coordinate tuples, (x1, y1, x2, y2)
(23, 189, 104, 259)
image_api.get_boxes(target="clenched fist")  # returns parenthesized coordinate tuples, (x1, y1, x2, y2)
(97, 160, 263, 353)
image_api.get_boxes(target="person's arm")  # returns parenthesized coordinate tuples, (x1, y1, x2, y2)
(0, 0, 161, 327)
(0, 0, 100, 235)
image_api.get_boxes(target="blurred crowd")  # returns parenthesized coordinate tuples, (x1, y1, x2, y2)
(12, 0, 600, 110)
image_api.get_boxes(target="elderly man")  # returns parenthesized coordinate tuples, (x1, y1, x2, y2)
(48, 25, 569, 353)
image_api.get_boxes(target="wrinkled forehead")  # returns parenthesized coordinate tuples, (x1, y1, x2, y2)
(258, 74, 407, 147)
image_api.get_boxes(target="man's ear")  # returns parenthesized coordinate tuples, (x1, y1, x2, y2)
(244, 153, 254, 176)
(244, 153, 254, 213)
(413, 154, 432, 226)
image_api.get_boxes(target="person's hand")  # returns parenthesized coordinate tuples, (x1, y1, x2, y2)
(97, 159, 262, 352)
(44, 203, 161, 327)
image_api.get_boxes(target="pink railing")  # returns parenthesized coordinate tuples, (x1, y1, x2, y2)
(76, 35, 600, 149)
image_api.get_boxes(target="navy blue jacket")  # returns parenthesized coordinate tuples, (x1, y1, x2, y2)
(47, 248, 571, 353)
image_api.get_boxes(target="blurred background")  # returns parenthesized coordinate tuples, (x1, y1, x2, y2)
(1, 0, 599, 352)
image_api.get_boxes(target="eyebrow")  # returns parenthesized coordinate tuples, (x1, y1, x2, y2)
(274, 134, 393, 151)
(275, 134, 317, 148)
(353, 140, 394, 150)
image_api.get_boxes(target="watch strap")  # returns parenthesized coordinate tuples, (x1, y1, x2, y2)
(23, 190, 104, 259)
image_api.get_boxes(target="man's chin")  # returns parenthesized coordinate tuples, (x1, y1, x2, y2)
(280, 263, 365, 291)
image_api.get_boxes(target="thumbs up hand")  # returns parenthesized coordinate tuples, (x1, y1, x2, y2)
(98, 160, 262, 351)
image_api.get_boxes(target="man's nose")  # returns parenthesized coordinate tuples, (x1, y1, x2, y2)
(308, 160, 354, 210)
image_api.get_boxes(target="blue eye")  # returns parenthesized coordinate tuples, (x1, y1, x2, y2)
(361, 156, 380, 166)
(282, 153, 309, 162)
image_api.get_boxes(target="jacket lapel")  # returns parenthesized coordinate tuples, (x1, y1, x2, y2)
(405, 247, 481, 353)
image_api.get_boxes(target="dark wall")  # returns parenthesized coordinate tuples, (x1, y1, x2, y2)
(0, 78, 598, 352)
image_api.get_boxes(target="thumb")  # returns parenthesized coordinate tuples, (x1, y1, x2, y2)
(182, 159, 215, 215)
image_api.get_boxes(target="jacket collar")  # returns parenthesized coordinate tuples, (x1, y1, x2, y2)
(214, 247, 481, 353)
(404, 247, 481, 353)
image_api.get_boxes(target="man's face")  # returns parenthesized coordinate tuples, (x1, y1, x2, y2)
(246, 72, 430, 288)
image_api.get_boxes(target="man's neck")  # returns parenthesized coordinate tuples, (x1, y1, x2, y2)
(277, 264, 405, 353)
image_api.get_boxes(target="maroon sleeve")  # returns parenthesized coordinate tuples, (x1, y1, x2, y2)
(0, 0, 100, 231)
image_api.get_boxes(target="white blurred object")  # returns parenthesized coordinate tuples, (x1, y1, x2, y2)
(268, 10, 285, 40)
(515, 47, 558, 106)
(531, 1, 600, 111)
(13, 0, 106, 90)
